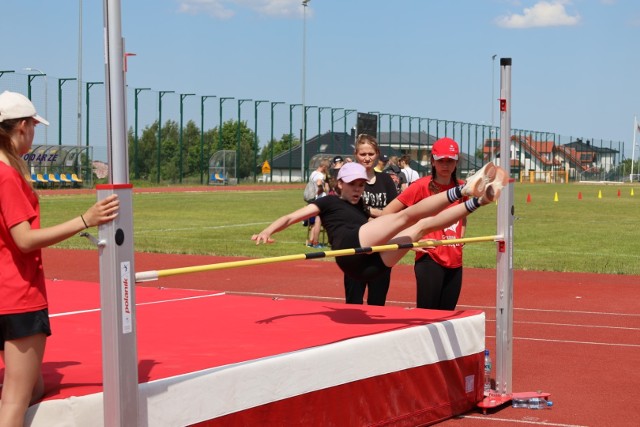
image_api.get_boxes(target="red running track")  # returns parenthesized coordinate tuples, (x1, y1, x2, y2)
(41, 248, 640, 426)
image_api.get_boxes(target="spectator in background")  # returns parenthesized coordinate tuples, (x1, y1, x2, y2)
(383, 155, 407, 194)
(306, 159, 329, 248)
(344, 134, 398, 306)
(399, 154, 420, 185)
(374, 154, 388, 172)
(327, 156, 345, 195)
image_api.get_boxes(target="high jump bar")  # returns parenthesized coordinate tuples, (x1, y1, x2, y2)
(135, 235, 502, 283)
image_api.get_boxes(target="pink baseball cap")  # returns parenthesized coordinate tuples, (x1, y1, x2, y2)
(337, 162, 367, 183)
(431, 137, 459, 160)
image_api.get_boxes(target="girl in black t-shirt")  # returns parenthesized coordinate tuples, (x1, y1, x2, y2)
(252, 161, 507, 282)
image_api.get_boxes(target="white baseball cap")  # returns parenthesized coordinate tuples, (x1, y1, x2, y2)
(0, 91, 49, 125)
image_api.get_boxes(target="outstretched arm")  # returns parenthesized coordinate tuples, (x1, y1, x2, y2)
(252, 203, 320, 244)
(10, 194, 120, 253)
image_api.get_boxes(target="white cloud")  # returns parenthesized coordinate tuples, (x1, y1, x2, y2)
(495, 1, 581, 29)
(177, 0, 308, 20)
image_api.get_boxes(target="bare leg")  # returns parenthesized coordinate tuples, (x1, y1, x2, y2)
(378, 203, 473, 266)
(358, 190, 454, 249)
(0, 334, 47, 427)
(310, 216, 322, 246)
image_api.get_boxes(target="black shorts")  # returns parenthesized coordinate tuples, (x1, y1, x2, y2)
(335, 229, 391, 281)
(0, 309, 51, 350)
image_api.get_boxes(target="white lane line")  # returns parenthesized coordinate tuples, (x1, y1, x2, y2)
(49, 292, 226, 317)
(485, 335, 640, 348)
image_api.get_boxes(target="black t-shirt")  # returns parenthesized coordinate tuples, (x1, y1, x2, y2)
(362, 171, 398, 209)
(312, 195, 368, 249)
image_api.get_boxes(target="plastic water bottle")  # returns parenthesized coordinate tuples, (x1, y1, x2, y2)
(528, 397, 553, 409)
(483, 349, 492, 395)
(512, 397, 553, 409)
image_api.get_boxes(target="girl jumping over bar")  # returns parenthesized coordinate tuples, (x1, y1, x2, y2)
(252, 161, 508, 282)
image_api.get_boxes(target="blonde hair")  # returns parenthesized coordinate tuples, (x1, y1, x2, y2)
(0, 118, 34, 191)
(354, 133, 380, 156)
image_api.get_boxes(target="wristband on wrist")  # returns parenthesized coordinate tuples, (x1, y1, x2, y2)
(80, 214, 89, 229)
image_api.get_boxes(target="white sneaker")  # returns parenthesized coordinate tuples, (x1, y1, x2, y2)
(479, 166, 509, 204)
(462, 162, 496, 197)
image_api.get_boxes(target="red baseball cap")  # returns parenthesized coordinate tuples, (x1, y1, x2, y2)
(431, 137, 459, 160)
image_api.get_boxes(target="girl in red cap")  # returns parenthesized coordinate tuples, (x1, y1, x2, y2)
(383, 137, 503, 310)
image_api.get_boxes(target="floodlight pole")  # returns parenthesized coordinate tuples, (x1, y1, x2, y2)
(631, 116, 637, 183)
(301, 0, 310, 181)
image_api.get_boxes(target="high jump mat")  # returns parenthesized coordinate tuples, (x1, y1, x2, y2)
(12, 279, 485, 426)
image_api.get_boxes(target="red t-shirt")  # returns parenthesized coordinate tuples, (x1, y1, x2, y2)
(0, 162, 47, 314)
(396, 176, 466, 268)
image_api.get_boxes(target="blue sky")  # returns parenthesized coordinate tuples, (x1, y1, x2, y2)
(2, 0, 639, 159)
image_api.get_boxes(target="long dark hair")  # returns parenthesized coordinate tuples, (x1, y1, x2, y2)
(428, 159, 458, 194)
(0, 118, 34, 190)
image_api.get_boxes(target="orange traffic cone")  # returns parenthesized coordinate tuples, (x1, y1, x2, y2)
(526, 193, 531, 203)
(578, 192, 582, 200)
(617, 189, 621, 197)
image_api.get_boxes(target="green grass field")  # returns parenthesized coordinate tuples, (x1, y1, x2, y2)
(40, 182, 640, 275)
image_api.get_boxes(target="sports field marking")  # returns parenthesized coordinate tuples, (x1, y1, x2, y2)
(49, 292, 225, 318)
(485, 335, 640, 349)
(134, 222, 271, 234)
(515, 320, 640, 332)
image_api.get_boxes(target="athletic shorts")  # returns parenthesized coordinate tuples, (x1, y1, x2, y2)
(335, 229, 391, 281)
(0, 309, 51, 350)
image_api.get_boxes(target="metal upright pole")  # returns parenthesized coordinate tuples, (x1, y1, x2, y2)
(200, 95, 215, 184)
(179, 93, 195, 183)
(631, 116, 637, 183)
(99, 1, 138, 424)
(495, 57, 514, 397)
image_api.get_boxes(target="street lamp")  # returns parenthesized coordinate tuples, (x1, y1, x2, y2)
(179, 93, 195, 183)
(200, 95, 215, 184)
(85, 82, 103, 183)
(58, 78, 77, 145)
(331, 107, 342, 153)
(304, 105, 317, 170)
(301, 0, 310, 183)
(157, 90, 174, 183)
(343, 109, 356, 135)
(254, 100, 268, 182)
(24, 68, 47, 145)
(218, 97, 234, 151)
(289, 104, 301, 182)
(85, 82, 103, 148)
(237, 99, 252, 180)
(387, 114, 398, 149)
(318, 107, 330, 138)
(133, 88, 150, 180)
(270, 102, 285, 182)
(491, 54, 497, 127)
